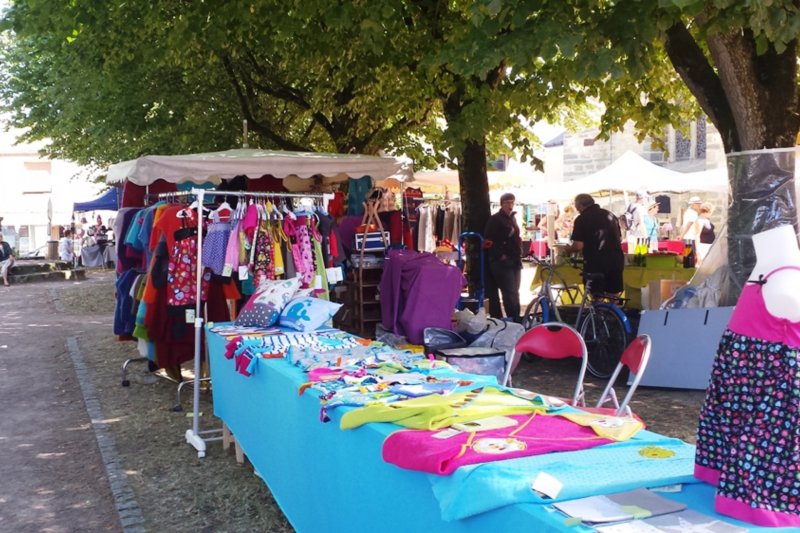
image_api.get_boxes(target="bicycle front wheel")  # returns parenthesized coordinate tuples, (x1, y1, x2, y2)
(580, 306, 628, 379)
(522, 297, 549, 330)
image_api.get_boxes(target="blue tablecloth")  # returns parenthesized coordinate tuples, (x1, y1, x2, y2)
(207, 326, 794, 533)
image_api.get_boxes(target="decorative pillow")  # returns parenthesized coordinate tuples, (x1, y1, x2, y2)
(235, 277, 300, 327)
(280, 297, 342, 332)
(290, 288, 316, 301)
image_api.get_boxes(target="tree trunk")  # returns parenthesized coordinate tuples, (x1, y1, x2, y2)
(665, 24, 800, 300)
(457, 139, 492, 295)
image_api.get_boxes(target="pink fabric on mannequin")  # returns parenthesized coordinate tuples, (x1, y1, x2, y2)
(382, 413, 612, 475)
(727, 267, 800, 347)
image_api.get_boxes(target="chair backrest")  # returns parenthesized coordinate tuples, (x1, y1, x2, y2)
(595, 334, 652, 417)
(505, 322, 588, 406)
(514, 323, 585, 360)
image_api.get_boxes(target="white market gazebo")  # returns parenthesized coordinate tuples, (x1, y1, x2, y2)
(106, 148, 412, 186)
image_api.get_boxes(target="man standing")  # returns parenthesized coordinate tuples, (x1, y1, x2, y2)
(0, 233, 15, 287)
(564, 194, 625, 297)
(679, 196, 703, 241)
(626, 191, 648, 238)
(484, 193, 523, 321)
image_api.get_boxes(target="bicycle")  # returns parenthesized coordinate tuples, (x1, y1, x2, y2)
(522, 258, 632, 379)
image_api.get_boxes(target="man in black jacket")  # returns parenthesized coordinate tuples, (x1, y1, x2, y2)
(564, 193, 625, 296)
(483, 193, 523, 322)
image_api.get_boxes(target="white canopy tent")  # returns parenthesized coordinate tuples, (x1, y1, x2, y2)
(563, 150, 728, 196)
(106, 148, 412, 185)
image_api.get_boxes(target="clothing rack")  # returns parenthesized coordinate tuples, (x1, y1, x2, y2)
(186, 188, 327, 457)
(144, 190, 196, 206)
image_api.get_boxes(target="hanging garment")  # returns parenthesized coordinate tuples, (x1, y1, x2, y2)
(286, 217, 315, 287)
(271, 222, 286, 277)
(435, 205, 446, 244)
(201, 210, 231, 276)
(695, 266, 800, 528)
(346, 176, 374, 217)
(417, 205, 436, 253)
(167, 229, 211, 307)
(443, 208, 455, 246)
(403, 187, 424, 223)
(327, 190, 346, 223)
(312, 229, 330, 301)
(252, 218, 275, 289)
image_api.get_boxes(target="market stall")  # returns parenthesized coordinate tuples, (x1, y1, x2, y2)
(529, 263, 696, 310)
(107, 148, 413, 457)
(73, 188, 121, 267)
(205, 325, 789, 533)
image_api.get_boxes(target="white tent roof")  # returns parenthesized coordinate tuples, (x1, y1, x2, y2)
(106, 148, 412, 185)
(562, 150, 730, 196)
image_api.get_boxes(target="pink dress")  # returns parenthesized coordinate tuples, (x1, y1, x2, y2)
(695, 266, 800, 527)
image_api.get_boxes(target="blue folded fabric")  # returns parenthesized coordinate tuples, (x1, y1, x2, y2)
(429, 431, 698, 522)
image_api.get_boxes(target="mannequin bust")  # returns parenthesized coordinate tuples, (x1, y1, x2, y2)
(751, 225, 800, 322)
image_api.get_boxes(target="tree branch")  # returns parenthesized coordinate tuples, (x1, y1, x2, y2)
(663, 21, 741, 152)
(220, 56, 310, 152)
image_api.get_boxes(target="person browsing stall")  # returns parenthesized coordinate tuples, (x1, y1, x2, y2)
(0, 233, 15, 287)
(679, 196, 703, 240)
(644, 200, 660, 251)
(626, 191, 648, 238)
(59, 229, 75, 264)
(563, 194, 625, 297)
(483, 193, 523, 322)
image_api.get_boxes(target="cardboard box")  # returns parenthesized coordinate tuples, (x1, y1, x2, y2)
(648, 279, 689, 310)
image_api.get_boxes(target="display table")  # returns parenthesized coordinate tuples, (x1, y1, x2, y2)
(529, 265, 695, 309)
(206, 326, 792, 533)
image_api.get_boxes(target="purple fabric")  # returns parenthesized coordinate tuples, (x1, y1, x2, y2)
(380, 250, 466, 344)
(337, 215, 363, 256)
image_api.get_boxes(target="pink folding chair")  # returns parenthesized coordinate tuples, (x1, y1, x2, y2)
(503, 322, 588, 407)
(586, 334, 652, 418)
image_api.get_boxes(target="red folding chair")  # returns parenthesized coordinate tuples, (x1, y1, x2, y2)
(583, 334, 652, 419)
(503, 322, 588, 407)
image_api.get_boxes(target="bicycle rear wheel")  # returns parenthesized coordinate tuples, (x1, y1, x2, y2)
(521, 298, 549, 362)
(580, 306, 628, 379)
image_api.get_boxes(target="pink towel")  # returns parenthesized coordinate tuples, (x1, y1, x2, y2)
(382, 414, 613, 475)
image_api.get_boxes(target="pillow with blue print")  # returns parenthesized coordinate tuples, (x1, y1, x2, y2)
(235, 277, 301, 327)
(279, 297, 342, 332)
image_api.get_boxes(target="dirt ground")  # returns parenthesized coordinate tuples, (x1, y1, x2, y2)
(1, 271, 710, 532)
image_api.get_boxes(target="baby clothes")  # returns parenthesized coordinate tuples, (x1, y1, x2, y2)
(202, 210, 230, 275)
(252, 218, 275, 289)
(696, 266, 800, 527)
(167, 234, 210, 306)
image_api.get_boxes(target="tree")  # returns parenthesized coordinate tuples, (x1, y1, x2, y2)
(469, 0, 800, 299)
(2, 0, 595, 293)
(0, 0, 440, 167)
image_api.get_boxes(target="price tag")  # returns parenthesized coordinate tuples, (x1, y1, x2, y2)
(239, 266, 250, 280)
(431, 428, 462, 440)
(222, 264, 233, 277)
(531, 472, 563, 499)
(185, 309, 196, 324)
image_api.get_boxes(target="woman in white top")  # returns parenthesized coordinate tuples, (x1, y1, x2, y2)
(59, 229, 75, 263)
(693, 202, 716, 263)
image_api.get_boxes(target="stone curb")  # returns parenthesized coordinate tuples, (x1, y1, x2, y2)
(49, 288, 65, 313)
(67, 337, 147, 532)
